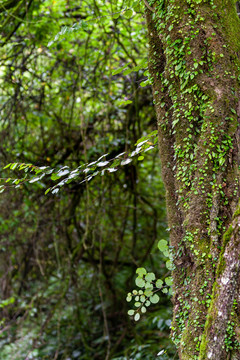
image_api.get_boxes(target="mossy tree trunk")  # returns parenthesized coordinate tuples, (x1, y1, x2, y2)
(146, 0, 240, 358)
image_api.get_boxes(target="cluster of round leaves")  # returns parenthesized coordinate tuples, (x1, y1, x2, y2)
(126, 267, 173, 321)
(1, 131, 158, 194)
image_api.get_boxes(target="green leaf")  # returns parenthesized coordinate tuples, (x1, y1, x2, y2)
(168, 287, 173, 296)
(0, 296, 15, 308)
(118, 99, 133, 106)
(136, 267, 147, 277)
(150, 294, 160, 304)
(158, 239, 168, 252)
(126, 295, 132, 302)
(112, 64, 129, 75)
(51, 173, 60, 181)
(112, 13, 120, 19)
(121, 158, 132, 165)
(145, 300, 151, 307)
(52, 188, 59, 194)
(165, 277, 173, 286)
(141, 306, 146, 313)
(124, 9, 133, 18)
(123, 68, 133, 75)
(145, 281, 153, 290)
(166, 260, 174, 270)
(140, 79, 150, 87)
(144, 288, 153, 297)
(156, 279, 163, 288)
(136, 138, 148, 146)
(134, 313, 140, 321)
(219, 157, 225, 166)
(128, 310, 134, 316)
(97, 161, 109, 167)
(138, 155, 144, 161)
(29, 177, 41, 183)
(145, 272, 155, 282)
(135, 277, 145, 288)
(3, 163, 11, 169)
(144, 146, 154, 153)
(10, 163, 18, 170)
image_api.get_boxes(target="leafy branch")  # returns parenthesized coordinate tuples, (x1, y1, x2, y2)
(1, 131, 158, 194)
(127, 267, 173, 321)
(127, 238, 174, 321)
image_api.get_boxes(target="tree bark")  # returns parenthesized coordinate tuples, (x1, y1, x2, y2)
(146, 0, 240, 358)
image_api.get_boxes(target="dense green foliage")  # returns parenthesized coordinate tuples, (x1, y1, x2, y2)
(0, 1, 175, 359)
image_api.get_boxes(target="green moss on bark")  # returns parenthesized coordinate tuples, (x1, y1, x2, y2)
(146, 0, 240, 358)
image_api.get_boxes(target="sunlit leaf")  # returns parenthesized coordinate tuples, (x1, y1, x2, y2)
(135, 277, 145, 288)
(136, 267, 147, 277)
(121, 158, 132, 165)
(150, 294, 160, 304)
(134, 313, 140, 321)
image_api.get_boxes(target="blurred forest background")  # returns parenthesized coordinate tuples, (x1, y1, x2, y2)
(0, 0, 175, 359)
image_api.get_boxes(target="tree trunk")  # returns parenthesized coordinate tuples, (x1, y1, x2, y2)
(146, 0, 240, 358)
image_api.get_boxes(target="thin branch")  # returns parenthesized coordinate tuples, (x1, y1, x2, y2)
(143, 0, 154, 12)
